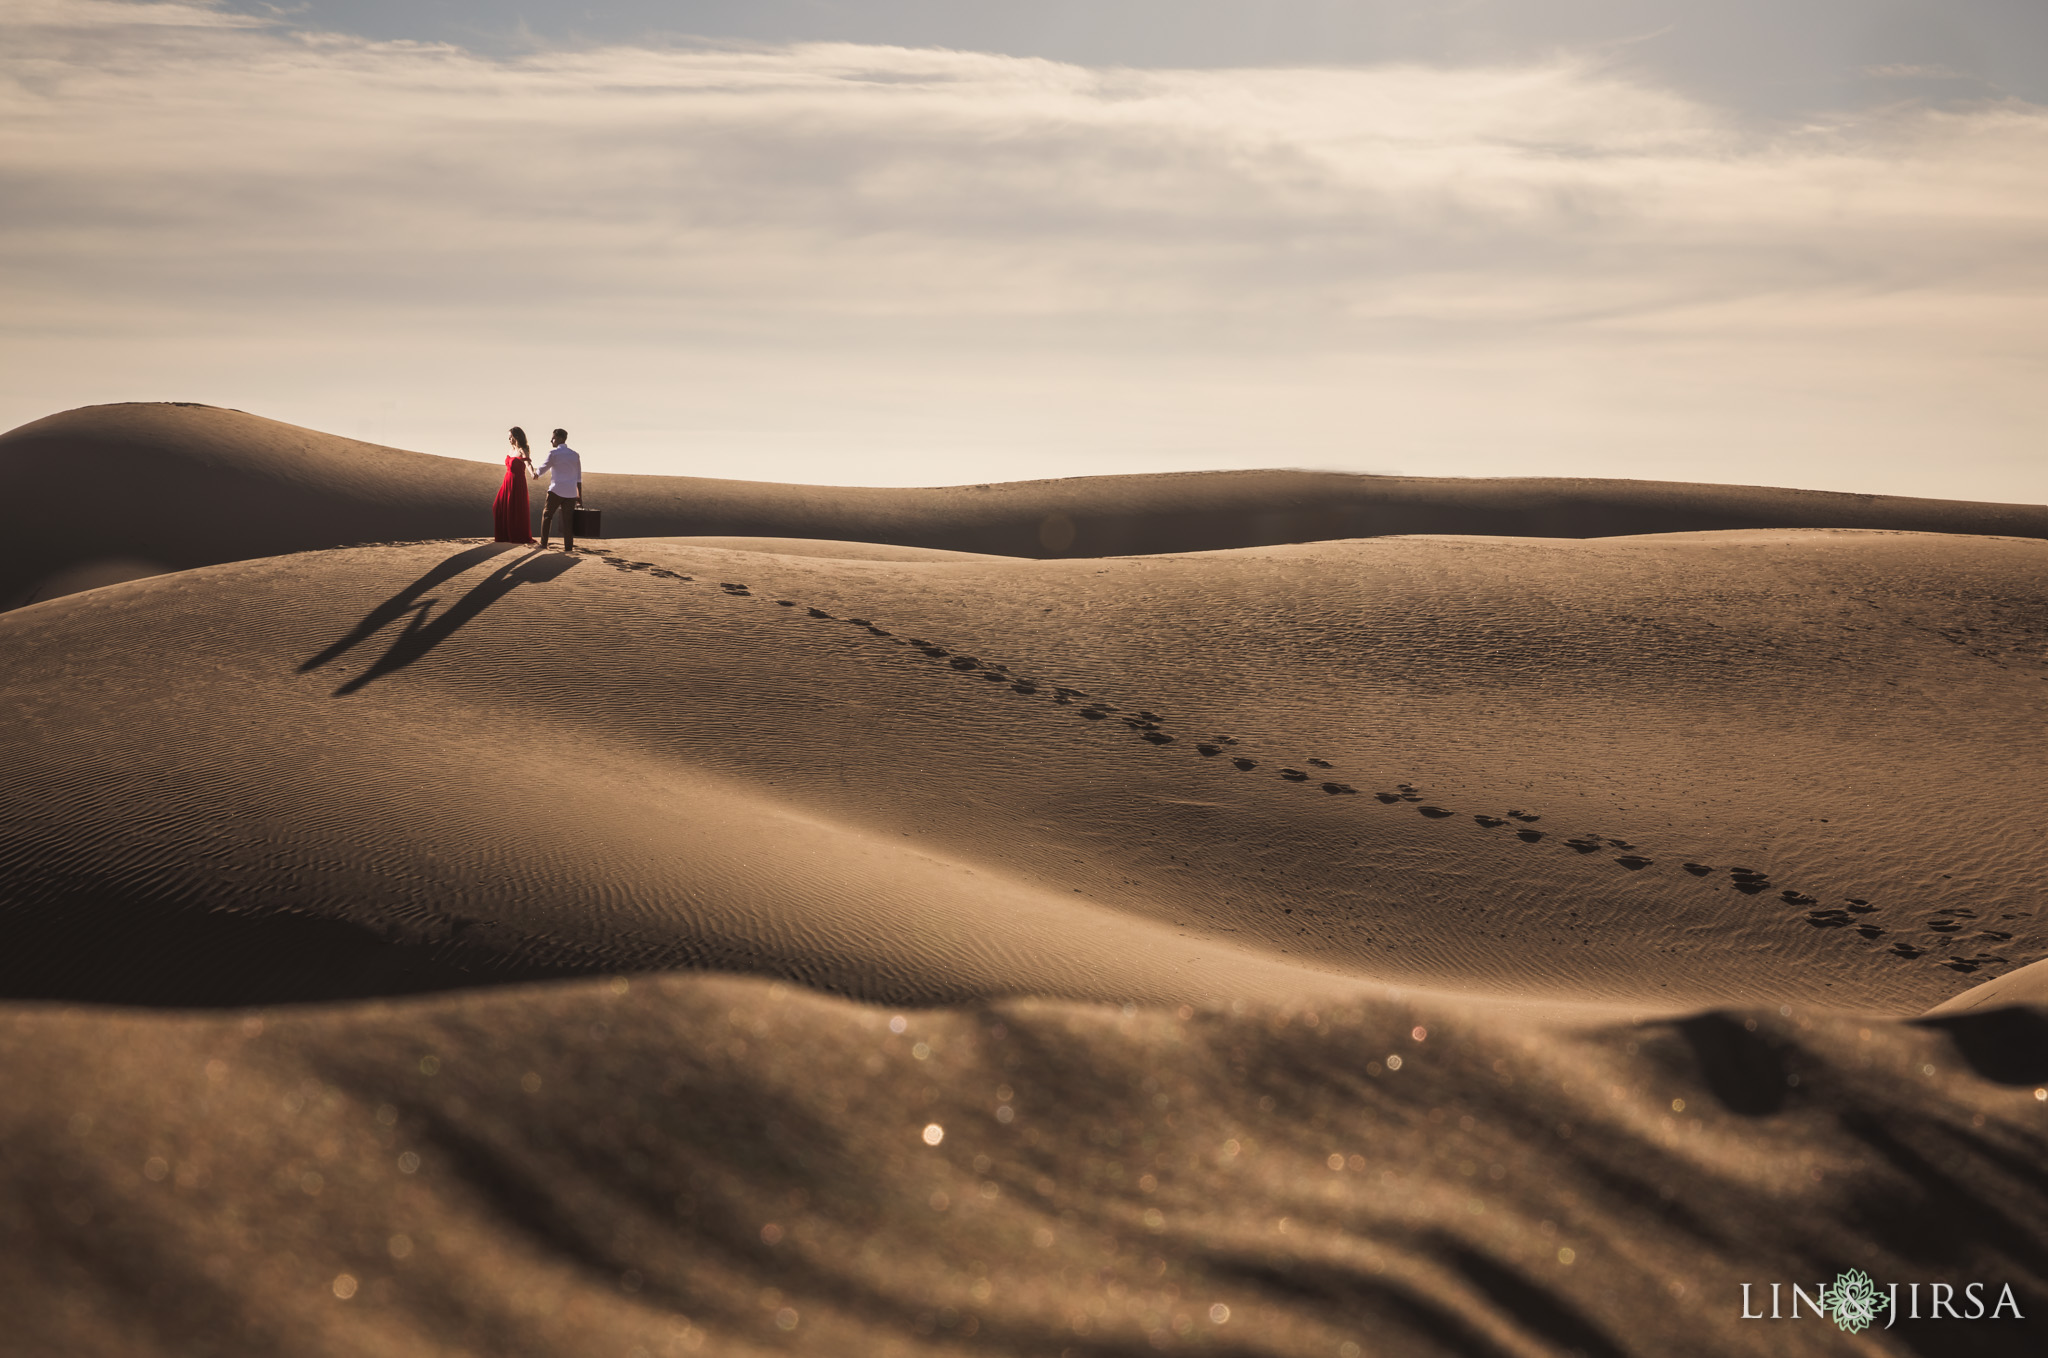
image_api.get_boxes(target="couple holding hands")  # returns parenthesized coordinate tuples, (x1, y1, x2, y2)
(492, 427, 584, 550)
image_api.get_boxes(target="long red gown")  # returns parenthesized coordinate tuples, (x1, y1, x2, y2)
(492, 455, 533, 543)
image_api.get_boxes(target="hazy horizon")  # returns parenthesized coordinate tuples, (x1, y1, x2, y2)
(3, 0, 2044, 501)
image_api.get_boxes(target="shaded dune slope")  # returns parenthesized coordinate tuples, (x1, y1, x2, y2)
(4, 402, 2042, 609)
(5, 529, 2041, 1013)
(4, 974, 2043, 1357)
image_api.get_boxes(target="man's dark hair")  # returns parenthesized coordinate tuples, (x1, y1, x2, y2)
(551, 428, 568, 443)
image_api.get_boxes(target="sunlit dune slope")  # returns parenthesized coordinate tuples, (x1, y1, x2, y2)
(4, 528, 2041, 1012)
(5, 402, 2042, 609)
(3, 973, 2042, 1358)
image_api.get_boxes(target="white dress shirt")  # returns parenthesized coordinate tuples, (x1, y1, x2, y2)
(534, 445, 582, 498)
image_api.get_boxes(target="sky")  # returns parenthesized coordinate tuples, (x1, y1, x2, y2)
(2, 0, 2044, 499)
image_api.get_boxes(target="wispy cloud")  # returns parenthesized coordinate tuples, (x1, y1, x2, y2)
(2, 0, 2044, 497)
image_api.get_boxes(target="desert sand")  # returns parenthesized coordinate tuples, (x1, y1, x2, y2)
(1, 403, 2043, 1355)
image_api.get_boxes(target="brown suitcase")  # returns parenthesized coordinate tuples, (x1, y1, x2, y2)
(571, 507, 603, 538)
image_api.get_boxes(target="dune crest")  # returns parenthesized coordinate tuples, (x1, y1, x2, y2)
(4, 401, 2041, 609)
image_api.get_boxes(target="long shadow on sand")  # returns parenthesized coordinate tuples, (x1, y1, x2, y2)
(300, 542, 578, 694)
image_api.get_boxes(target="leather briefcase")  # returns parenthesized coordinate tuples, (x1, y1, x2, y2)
(571, 507, 603, 538)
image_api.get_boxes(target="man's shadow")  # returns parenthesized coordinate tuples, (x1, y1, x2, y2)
(300, 543, 579, 695)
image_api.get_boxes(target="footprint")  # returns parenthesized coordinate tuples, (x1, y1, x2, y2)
(1080, 709, 1108, 721)
(1011, 681, 1039, 694)
(806, 607, 831, 618)
(1320, 783, 1357, 796)
(1055, 687, 1089, 699)
(1506, 811, 1540, 823)
(1614, 856, 1653, 870)
(982, 672, 1008, 682)
(1780, 890, 1817, 906)
(1374, 793, 1403, 804)
(1279, 769, 1310, 782)
(1210, 736, 1239, 746)
(1855, 925, 1886, 939)
(1141, 731, 1175, 745)
(1196, 744, 1223, 757)
(1474, 815, 1506, 828)
(720, 582, 749, 591)
(1137, 710, 1164, 723)
(1846, 899, 1877, 912)
(1928, 920, 1963, 934)
(1308, 758, 1334, 768)
(1890, 943, 1926, 958)
(1681, 863, 1713, 876)
(1516, 829, 1545, 843)
(846, 618, 871, 626)
(1805, 910, 1850, 928)
(1419, 806, 1454, 819)
(650, 569, 679, 579)
(1564, 838, 1602, 854)
(867, 626, 892, 636)
(1232, 758, 1258, 771)
(949, 656, 981, 670)
(1979, 930, 2014, 942)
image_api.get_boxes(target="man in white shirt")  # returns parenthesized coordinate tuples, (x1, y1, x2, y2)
(531, 429, 583, 551)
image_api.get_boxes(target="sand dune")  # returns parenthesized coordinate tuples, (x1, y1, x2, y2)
(1, 403, 2044, 1354)
(5, 402, 2041, 609)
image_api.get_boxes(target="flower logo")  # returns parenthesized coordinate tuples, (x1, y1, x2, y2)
(1821, 1268, 1889, 1334)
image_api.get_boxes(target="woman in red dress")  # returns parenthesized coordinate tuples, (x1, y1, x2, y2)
(492, 426, 535, 543)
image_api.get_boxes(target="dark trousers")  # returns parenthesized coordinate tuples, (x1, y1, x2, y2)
(540, 492, 577, 549)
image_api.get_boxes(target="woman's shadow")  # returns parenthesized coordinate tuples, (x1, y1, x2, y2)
(299, 543, 579, 695)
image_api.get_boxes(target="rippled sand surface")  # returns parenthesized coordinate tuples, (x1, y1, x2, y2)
(1, 404, 2045, 1355)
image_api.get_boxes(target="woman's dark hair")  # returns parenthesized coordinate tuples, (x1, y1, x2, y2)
(508, 426, 530, 455)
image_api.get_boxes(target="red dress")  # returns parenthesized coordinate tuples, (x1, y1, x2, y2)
(492, 455, 533, 543)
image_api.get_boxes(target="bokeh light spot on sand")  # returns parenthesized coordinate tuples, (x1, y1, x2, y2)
(2036, 1088, 2047, 1101)
(995, 1105, 1014, 1123)
(388, 1233, 412, 1259)
(1671, 1098, 1686, 1113)
(1558, 1248, 1576, 1265)
(374, 1104, 397, 1126)
(923, 1123, 945, 1145)
(889, 1016, 907, 1034)
(760, 1223, 784, 1245)
(1386, 1054, 1403, 1071)
(1143, 1208, 1165, 1230)
(418, 1056, 439, 1075)
(520, 1072, 542, 1093)
(300, 1171, 323, 1195)
(1412, 1026, 1427, 1042)
(1327, 1153, 1344, 1171)
(396, 1152, 420, 1174)
(143, 1156, 168, 1181)
(204, 1059, 227, 1083)
(912, 1042, 931, 1060)
(1341, 1343, 1362, 1358)
(1033, 1227, 1055, 1247)
(775, 1308, 798, 1331)
(1209, 1303, 1230, 1324)
(332, 1274, 357, 1299)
